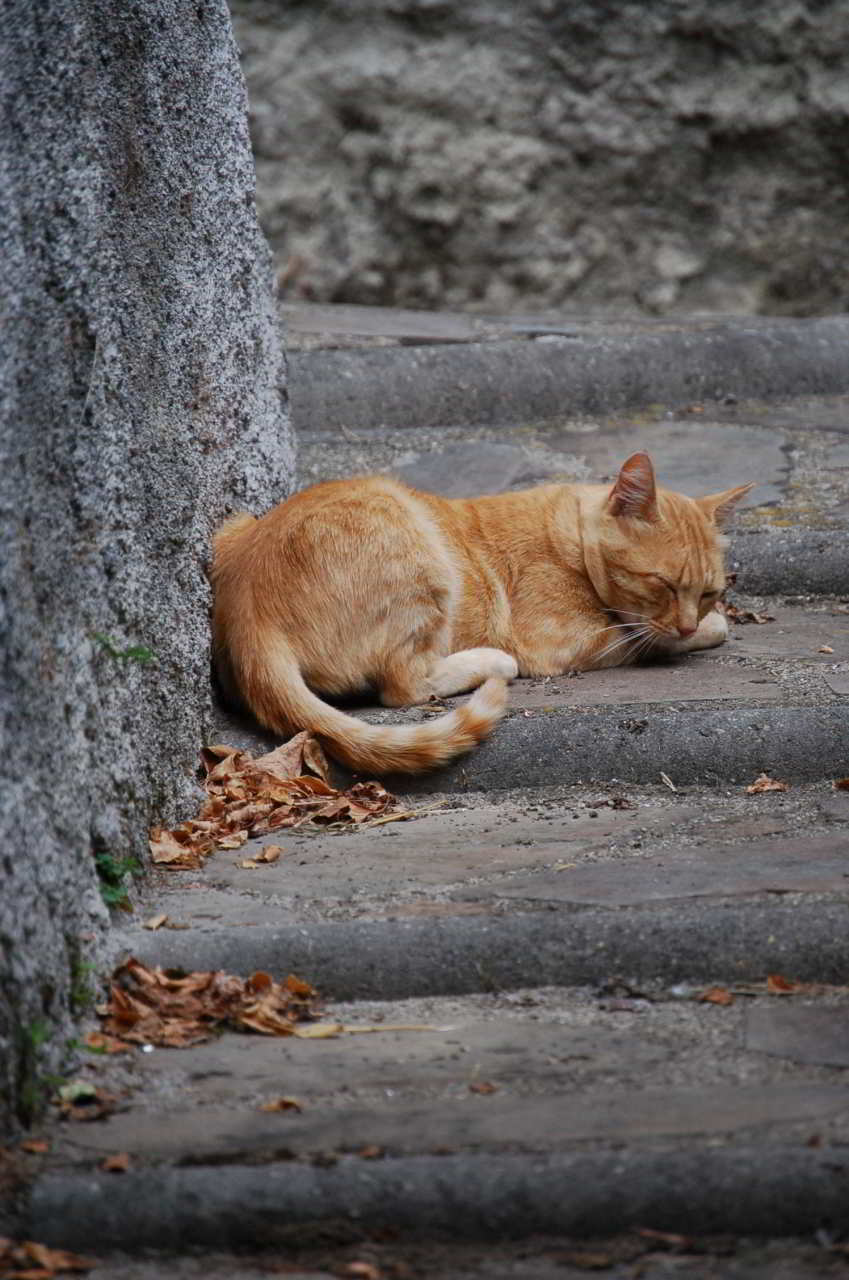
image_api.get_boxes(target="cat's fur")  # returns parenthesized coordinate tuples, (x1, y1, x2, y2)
(212, 452, 752, 773)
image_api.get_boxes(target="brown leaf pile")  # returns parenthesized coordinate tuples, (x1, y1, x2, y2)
(0, 1238, 93, 1279)
(720, 602, 775, 625)
(150, 731, 394, 868)
(99, 957, 323, 1047)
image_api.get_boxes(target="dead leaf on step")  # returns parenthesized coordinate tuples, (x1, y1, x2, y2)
(720, 602, 775, 625)
(469, 1080, 498, 1094)
(259, 1096, 303, 1113)
(151, 733, 394, 868)
(255, 845, 282, 863)
(100, 1152, 131, 1173)
(745, 772, 789, 795)
(834, 778, 849, 791)
(55, 1083, 117, 1122)
(142, 913, 168, 931)
(699, 986, 734, 1006)
(0, 1238, 95, 1276)
(819, 645, 834, 654)
(217, 832, 248, 850)
(83, 1031, 129, 1055)
(19, 1141, 49, 1155)
(636, 1227, 692, 1249)
(341, 1263, 381, 1280)
(766, 973, 798, 994)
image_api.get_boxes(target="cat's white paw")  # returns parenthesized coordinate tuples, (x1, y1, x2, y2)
(430, 648, 518, 696)
(669, 609, 729, 654)
(486, 649, 519, 680)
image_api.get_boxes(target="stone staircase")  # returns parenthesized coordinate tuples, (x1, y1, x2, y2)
(13, 311, 849, 1279)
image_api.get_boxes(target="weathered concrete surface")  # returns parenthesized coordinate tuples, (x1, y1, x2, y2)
(26, 1147, 849, 1250)
(48, 1085, 849, 1163)
(129, 901, 849, 997)
(56, 1239, 849, 1280)
(289, 316, 849, 434)
(746, 1005, 849, 1067)
(233, 1, 849, 319)
(0, 0, 292, 1130)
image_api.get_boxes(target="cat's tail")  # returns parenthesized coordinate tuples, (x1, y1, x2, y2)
(228, 636, 508, 776)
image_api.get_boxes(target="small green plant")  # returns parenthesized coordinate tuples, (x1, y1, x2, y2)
(69, 960, 98, 1015)
(95, 851, 141, 910)
(93, 632, 156, 663)
(17, 1020, 51, 1124)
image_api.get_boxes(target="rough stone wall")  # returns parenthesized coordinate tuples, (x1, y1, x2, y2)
(0, 0, 293, 1130)
(231, 0, 849, 316)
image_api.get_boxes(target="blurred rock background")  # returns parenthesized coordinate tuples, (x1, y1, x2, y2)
(230, 0, 849, 317)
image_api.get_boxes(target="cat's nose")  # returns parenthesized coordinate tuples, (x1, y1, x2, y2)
(677, 624, 697, 638)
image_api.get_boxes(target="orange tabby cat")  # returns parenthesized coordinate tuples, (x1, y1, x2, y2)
(212, 452, 751, 773)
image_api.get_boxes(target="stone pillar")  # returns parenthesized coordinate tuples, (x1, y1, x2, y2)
(0, 0, 294, 1129)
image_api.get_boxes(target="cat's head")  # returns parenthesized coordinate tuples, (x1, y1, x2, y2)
(595, 451, 753, 646)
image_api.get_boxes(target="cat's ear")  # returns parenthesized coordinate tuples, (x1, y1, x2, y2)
(698, 483, 755, 527)
(606, 452, 658, 521)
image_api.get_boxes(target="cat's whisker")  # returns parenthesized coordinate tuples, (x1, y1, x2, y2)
(596, 630, 638, 661)
(596, 624, 653, 662)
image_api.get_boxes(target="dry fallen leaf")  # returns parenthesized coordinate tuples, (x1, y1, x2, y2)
(0, 1238, 95, 1277)
(217, 832, 248, 850)
(340, 1263, 381, 1280)
(259, 1096, 303, 1113)
(766, 973, 798, 994)
(469, 1081, 498, 1095)
(19, 1141, 49, 1155)
(834, 778, 849, 791)
(151, 734, 394, 869)
(721, 603, 775, 625)
(142, 913, 168, 931)
(56, 1083, 117, 1123)
(745, 772, 789, 795)
(636, 1227, 692, 1249)
(819, 645, 834, 654)
(357, 1145, 384, 1159)
(699, 986, 734, 1006)
(238, 859, 260, 870)
(100, 1152, 130, 1173)
(256, 845, 282, 863)
(83, 1031, 129, 1055)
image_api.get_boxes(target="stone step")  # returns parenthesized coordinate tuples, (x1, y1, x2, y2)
(119, 773, 849, 994)
(287, 314, 849, 434)
(26, 982, 849, 1249)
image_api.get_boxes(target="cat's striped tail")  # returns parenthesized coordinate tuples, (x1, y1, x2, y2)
(226, 638, 508, 775)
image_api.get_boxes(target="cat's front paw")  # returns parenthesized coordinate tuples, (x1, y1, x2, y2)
(669, 609, 729, 654)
